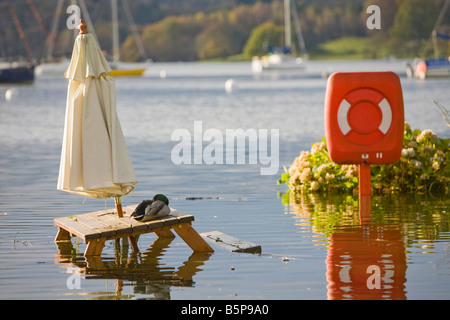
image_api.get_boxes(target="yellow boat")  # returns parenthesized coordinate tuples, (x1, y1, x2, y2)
(110, 68, 146, 77)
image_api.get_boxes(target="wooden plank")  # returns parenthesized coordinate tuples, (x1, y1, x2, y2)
(140, 218, 165, 230)
(95, 215, 133, 235)
(169, 210, 195, 223)
(83, 211, 135, 235)
(122, 208, 169, 230)
(160, 215, 182, 227)
(201, 231, 261, 254)
(73, 214, 117, 238)
(118, 216, 151, 233)
(172, 223, 214, 252)
(54, 217, 100, 241)
(104, 216, 136, 235)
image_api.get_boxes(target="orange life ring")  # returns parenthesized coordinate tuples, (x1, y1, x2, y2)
(325, 71, 404, 165)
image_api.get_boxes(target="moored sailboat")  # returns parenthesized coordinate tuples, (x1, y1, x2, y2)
(0, 63, 34, 84)
(1, 0, 35, 83)
(109, 0, 150, 77)
(36, 0, 150, 78)
(406, 0, 450, 79)
(252, 0, 307, 73)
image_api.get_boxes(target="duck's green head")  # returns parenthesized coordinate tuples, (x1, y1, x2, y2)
(153, 194, 169, 205)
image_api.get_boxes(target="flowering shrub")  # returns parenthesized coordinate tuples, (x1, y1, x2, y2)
(278, 122, 449, 195)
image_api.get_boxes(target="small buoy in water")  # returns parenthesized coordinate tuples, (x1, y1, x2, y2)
(225, 79, 236, 93)
(5, 88, 17, 101)
(159, 70, 167, 78)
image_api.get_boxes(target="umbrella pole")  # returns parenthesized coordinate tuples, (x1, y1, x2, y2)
(114, 196, 123, 218)
(114, 197, 139, 252)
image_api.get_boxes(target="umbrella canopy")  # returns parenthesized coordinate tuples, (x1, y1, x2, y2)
(58, 20, 137, 200)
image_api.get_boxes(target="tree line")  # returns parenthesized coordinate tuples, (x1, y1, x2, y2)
(0, 0, 448, 62)
(121, 0, 450, 61)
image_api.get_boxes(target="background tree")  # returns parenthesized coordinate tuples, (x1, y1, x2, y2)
(390, 0, 438, 40)
(196, 21, 245, 59)
(137, 15, 204, 61)
(242, 21, 285, 59)
(2, 0, 448, 62)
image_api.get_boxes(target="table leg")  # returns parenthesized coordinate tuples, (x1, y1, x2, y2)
(55, 227, 71, 242)
(84, 238, 105, 256)
(172, 223, 214, 252)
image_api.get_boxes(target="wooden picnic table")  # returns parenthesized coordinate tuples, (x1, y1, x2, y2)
(54, 204, 213, 256)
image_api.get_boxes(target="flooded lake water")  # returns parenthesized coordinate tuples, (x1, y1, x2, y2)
(0, 60, 449, 300)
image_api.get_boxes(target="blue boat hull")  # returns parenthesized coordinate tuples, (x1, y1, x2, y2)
(0, 65, 35, 83)
(414, 58, 450, 79)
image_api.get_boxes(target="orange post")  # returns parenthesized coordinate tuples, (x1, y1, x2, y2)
(358, 163, 372, 223)
(358, 163, 371, 196)
(358, 194, 371, 224)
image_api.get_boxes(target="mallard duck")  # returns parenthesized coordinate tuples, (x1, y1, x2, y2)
(131, 194, 170, 222)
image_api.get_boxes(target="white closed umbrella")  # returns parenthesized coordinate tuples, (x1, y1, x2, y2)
(58, 20, 137, 216)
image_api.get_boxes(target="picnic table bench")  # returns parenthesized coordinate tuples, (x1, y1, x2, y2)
(54, 204, 213, 257)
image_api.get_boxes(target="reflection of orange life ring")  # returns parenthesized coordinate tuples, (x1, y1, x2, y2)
(337, 88, 392, 146)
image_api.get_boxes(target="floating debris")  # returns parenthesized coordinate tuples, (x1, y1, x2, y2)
(201, 231, 261, 254)
(185, 197, 220, 201)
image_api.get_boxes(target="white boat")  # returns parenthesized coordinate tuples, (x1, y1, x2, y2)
(252, 53, 305, 73)
(252, 0, 307, 73)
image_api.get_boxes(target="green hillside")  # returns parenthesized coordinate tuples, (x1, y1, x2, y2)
(0, 0, 448, 62)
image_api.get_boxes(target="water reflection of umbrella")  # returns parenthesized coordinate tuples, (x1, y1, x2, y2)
(58, 20, 137, 216)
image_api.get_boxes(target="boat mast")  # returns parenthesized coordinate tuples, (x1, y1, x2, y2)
(290, 0, 307, 58)
(46, 0, 64, 61)
(284, 0, 291, 52)
(421, 0, 449, 59)
(26, 0, 49, 35)
(7, 0, 35, 63)
(121, 0, 149, 61)
(112, 0, 120, 63)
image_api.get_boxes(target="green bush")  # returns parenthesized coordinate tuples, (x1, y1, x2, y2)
(278, 122, 449, 195)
